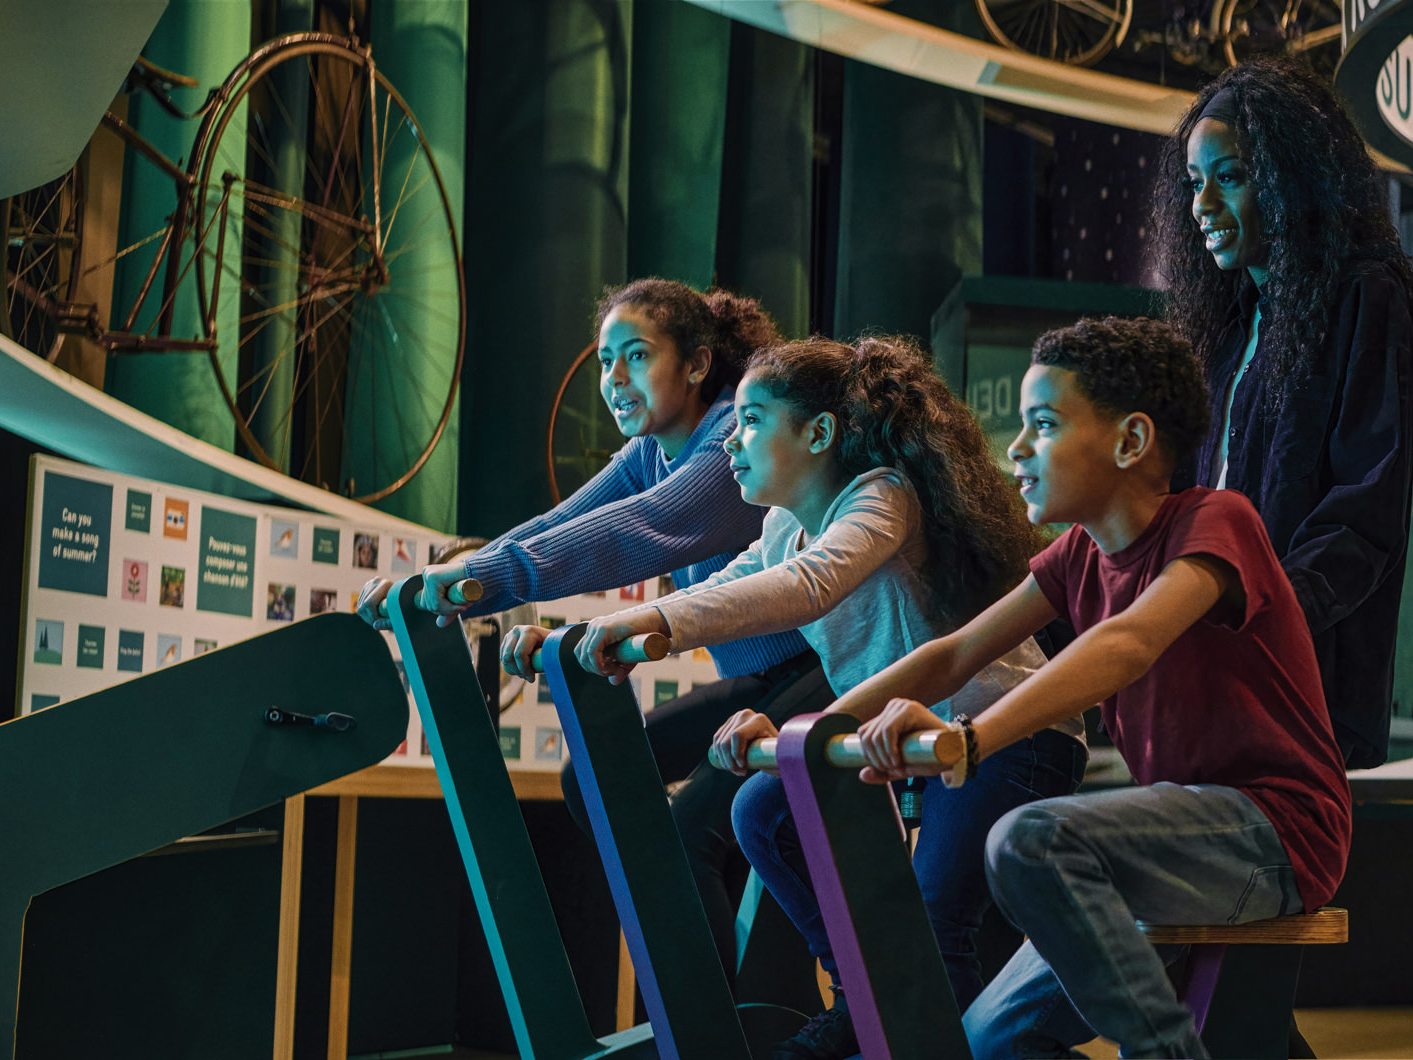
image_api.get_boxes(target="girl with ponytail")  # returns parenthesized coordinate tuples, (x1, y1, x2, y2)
(363, 278, 835, 993)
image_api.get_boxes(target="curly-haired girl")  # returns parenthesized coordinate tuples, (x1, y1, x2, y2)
(565, 334, 1088, 1059)
(1152, 57, 1413, 770)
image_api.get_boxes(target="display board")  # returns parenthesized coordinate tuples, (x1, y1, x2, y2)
(19, 455, 721, 772)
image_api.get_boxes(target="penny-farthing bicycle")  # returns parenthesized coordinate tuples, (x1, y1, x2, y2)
(2, 32, 465, 504)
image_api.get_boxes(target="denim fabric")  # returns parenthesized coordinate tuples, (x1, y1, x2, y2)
(732, 728, 1087, 1010)
(965, 782, 1303, 1060)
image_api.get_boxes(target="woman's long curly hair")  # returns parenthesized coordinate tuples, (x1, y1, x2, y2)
(595, 278, 780, 402)
(746, 335, 1043, 628)
(1151, 58, 1411, 388)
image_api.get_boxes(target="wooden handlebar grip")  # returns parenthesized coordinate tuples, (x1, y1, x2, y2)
(447, 578, 483, 606)
(530, 631, 671, 673)
(377, 577, 483, 617)
(711, 728, 965, 772)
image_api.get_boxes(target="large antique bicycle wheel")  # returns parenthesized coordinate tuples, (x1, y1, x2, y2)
(545, 341, 622, 505)
(1, 168, 85, 361)
(189, 33, 465, 504)
(975, 0, 1134, 66)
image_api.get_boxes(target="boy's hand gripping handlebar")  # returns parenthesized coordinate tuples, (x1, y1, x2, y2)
(530, 631, 670, 673)
(378, 577, 482, 617)
(708, 727, 965, 773)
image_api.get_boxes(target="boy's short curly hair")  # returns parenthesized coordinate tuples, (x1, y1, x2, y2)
(1032, 316, 1210, 463)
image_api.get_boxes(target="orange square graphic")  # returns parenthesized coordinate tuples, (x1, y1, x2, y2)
(163, 498, 189, 540)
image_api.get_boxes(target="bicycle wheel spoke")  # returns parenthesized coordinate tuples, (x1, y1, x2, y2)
(1291, 23, 1342, 48)
(1022, 1, 1052, 51)
(998, 1, 1038, 51)
(313, 59, 366, 215)
(380, 146, 435, 250)
(978, 0, 1124, 64)
(1058, 0, 1122, 26)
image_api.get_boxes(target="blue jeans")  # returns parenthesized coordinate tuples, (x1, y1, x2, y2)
(964, 783, 1304, 1060)
(731, 727, 1087, 1011)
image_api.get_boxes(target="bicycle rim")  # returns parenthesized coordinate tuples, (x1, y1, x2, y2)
(1216, 0, 1342, 71)
(545, 341, 622, 505)
(975, 0, 1133, 66)
(2, 167, 85, 361)
(191, 34, 465, 504)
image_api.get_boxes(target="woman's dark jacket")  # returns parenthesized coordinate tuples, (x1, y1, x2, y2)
(1192, 259, 1413, 769)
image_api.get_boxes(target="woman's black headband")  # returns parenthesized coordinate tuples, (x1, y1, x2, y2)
(1196, 86, 1239, 128)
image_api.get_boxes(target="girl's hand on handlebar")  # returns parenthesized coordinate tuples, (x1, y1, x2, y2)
(710, 710, 778, 776)
(856, 698, 945, 784)
(355, 578, 394, 630)
(418, 562, 472, 626)
(501, 624, 549, 680)
(576, 610, 668, 684)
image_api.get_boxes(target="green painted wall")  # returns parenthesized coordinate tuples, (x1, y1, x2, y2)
(107, 0, 252, 451)
(625, 0, 729, 290)
(833, 0, 985, 342)
(458, 1, 632, 536)
(714, 26, 815, 341)
(366, 0, 467, 531)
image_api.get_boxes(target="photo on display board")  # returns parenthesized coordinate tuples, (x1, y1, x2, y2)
(534, 727, 563, 762)
(194, 638, 217, 655)
(157, 634, 181, 667)
(309, 588, 338, 615)
(391, 537, 415, 573)
(160, 566, 185, 608)
(121, 559, 148, 602)
(33, 619, 63, 664)
(266, 583, 296, 622)
(270, 520, 299, 559)
(353, 533, 378, 570)
(163, 499, 189, 540)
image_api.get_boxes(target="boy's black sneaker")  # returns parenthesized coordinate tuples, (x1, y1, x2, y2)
(771, 1006, 858, 1060)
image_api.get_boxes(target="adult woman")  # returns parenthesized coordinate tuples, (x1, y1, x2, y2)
(1153, 58, 1413, 770)
(357, 278, 831, 987)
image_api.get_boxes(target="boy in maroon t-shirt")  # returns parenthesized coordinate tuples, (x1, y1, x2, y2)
(823, 317, 1351, 1059)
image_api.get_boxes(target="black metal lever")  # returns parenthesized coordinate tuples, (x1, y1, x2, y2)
(263, 707, 356, 732)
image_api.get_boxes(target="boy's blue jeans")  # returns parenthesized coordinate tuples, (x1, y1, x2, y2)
(731, 728, 1087, 1011)
(965, 782, 1303, 1060)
